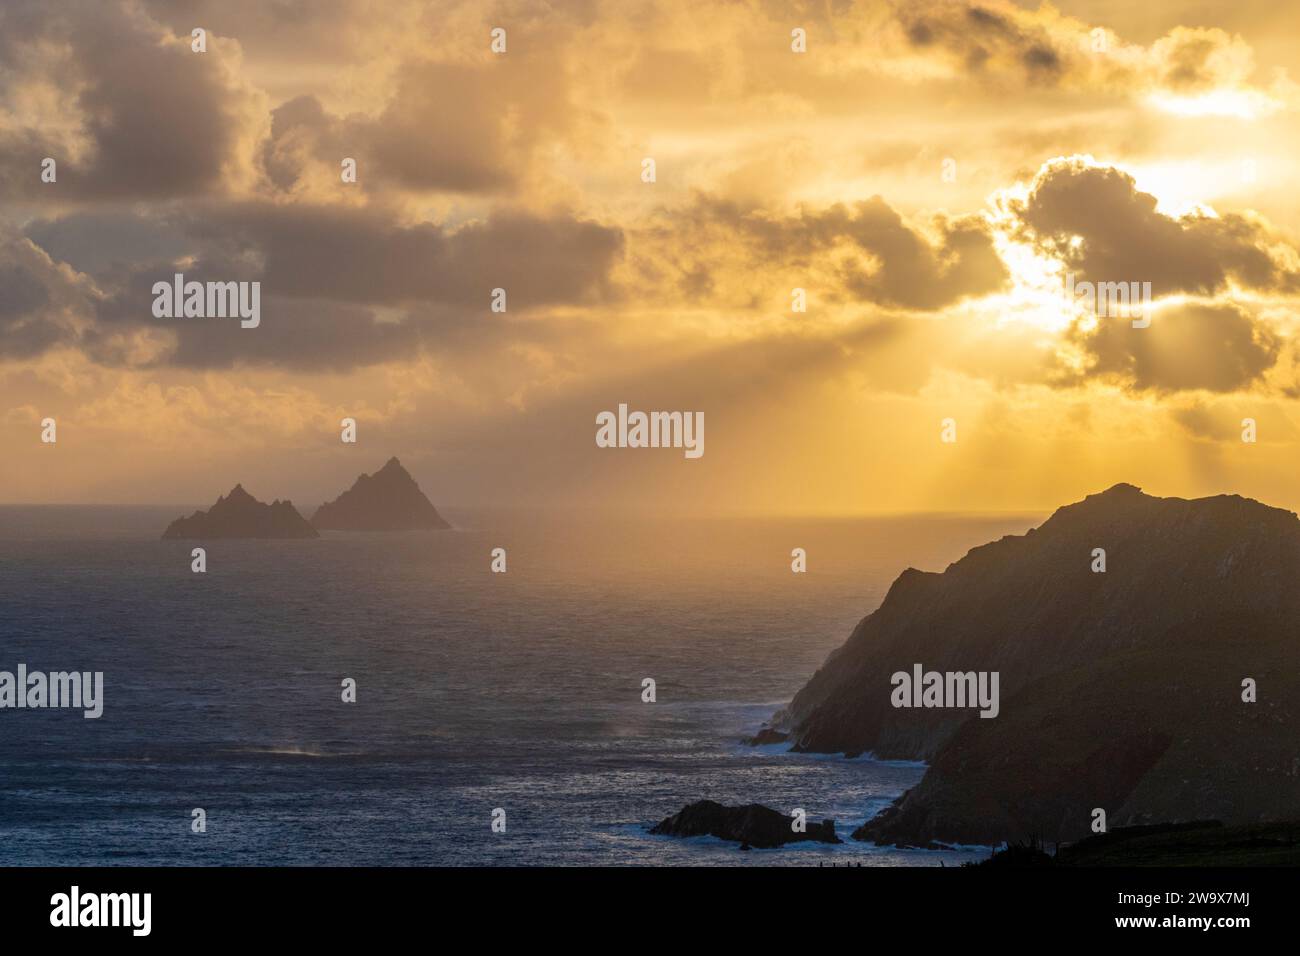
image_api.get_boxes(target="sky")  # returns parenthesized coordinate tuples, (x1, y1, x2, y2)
(2, 0, 1300, 514)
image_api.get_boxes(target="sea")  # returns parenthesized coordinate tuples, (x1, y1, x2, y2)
(0, 506, 1039, 866)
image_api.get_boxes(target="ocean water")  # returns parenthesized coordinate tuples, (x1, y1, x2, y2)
(0, 506, 1038, 866)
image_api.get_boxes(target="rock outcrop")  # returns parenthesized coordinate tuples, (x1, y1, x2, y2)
(744, 727, 791, 746)
(650, 800, 840, 848)
(782, 484, 1300, 847)
(311, 457, 450, 531)
(162, 485, 318, 539)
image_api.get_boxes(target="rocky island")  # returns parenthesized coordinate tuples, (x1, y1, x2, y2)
(650, 800, 840, 848)
(162, 485, 318, 539)
(311, 457, 450, 531)
(773, 483, 1300, 849)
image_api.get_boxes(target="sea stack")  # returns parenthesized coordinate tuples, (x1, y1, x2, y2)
(781, 483, 1300, 847)
(650, 801, 840, 848)
(311, 457, 451, 531)
(162, 485, 318, 539)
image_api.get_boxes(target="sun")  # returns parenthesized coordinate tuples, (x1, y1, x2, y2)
(979, 228, 1077, 334)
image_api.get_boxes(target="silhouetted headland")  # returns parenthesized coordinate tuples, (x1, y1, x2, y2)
(770, 483, 1300, 848)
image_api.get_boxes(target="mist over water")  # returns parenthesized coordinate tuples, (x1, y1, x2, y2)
(0, 506, 1037, 865)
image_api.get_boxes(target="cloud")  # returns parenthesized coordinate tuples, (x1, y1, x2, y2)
(21, 202, 624, 370)
(257, 21, 590, 199)
(0, 259, 59, 358)
(889, 1, 1289, 109)
(1169, 402, 1236, 441)
(632, 194, 1008, 312)
(1005, 157, 1300, 296)
(0, 230, 90, 359)
(261, 66, 521, 197)
(1151, 27, 1259, 94)
(1061, 301, 1280, 394)
(0, 0, 266, 201)
(24, 211, 192, 278)
(202, 202, 624, 308)
(20, 188, 994, 374)
(898, 2, 1069, 86)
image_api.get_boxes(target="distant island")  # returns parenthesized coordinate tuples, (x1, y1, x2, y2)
(311, 457, 450, 531)
(762, 483, 1300, 849)
(157, 458, 450, 539)
(161, 485, 318, 539)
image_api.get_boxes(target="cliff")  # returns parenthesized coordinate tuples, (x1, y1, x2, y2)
(783, 484, 1300, 846)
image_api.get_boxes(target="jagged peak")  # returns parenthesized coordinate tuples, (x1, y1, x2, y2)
(311, 456, 449, 530)
(162, 483, 316, 538)
(1063, 483, 1147, 511)
(1041, 483, 1145, 520)
(1096, 482, 1142, 497)
(1052, 483, 1294, 524)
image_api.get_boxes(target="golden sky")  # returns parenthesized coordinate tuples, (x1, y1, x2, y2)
(3, 0, 1300, 513)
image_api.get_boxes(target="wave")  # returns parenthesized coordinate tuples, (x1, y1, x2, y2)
(217, 746, 364, 759)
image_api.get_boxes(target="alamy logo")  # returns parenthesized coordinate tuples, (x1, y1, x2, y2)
(0, 665, 103, 718)
(1063, 272, 1152, 328)
(50, 886, 150, 936)
(152, 273, 261, 328)
(891, 664, 999, 718)
(595, 404, 704, 459)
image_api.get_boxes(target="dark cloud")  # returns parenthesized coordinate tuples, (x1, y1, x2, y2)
(24, 212, 193, 278)
(656, 195, 1008, 311)
(21, 203, 624, 370)
(1169, 403, 1235, 441)
(162, 298, 425, 371)
(0, 264, 49, 319)
(0, 232, 83, 359)
(891, 4, 1265, 99)
(835, 203, 1008, 309)
(1, 1, 590, 204)
(0, 262, 59, 358)
(260, 50, 579, 196)
(365, 62, 519, 193)
(261, 96, 344, 192)
(0, 0, 262, 201)
(260, 78, 514, 196)
(1156, 29, 1242, 93)
(1061, 301, 1280, 394)
(139, 0, 364, 67)
(33, 202, 623, 310)
(1023, 44, 1062, 79)
(898, 2, 1073, 86)
(1009, 159, 1300, 296)
(205, 203, 624, 308)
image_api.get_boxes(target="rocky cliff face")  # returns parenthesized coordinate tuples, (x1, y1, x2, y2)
(162, 485, 318, 539)
(784, 484, 1300, 846)
(311, 457, 450, 531)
